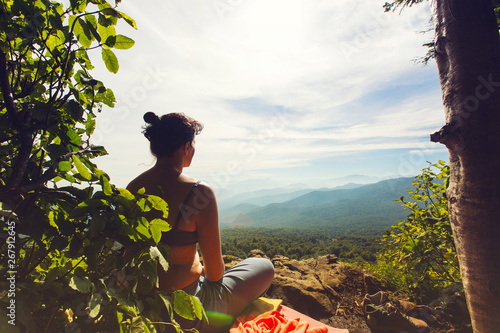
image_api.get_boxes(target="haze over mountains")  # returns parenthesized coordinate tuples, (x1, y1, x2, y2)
(218, 176, 415, 235)
(215, 174, 382, 201)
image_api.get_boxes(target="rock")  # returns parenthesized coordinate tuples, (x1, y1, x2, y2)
(222, 255, 242, 269)
(362, 291, 430, 333)
(267, 254, 364, 320)
(364, 273, 386, 295)
(247, 249, 270, 259)
(221, 249, 470, 332)
(442, 293, 470, 324)
(398, 300, 417, 313)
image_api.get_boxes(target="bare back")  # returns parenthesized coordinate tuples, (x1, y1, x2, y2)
(127, 166, 224, 291)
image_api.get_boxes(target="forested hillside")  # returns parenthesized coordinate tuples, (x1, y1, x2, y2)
(219, 177, 418, 263)
(220, 227, 380, 262)
(223, 177, 414, 234)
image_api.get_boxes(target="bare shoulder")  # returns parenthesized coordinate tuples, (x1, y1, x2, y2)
(126, 169, 158, 195)
(126, 173, 146, 194)
(195, 181, 217, 201)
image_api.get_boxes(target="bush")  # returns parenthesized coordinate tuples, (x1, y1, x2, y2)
(369, 161, 461, 302)
(0, 1, 204, 331)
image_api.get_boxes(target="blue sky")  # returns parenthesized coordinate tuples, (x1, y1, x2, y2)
(89, 0, 449, 194)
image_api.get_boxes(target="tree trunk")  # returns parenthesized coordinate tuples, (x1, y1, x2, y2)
(429, 0, 500, 331)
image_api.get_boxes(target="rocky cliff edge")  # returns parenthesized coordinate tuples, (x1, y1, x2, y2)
(223, 250, 472, 333)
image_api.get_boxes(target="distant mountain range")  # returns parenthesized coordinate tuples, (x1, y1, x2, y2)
(219, 177, 415, 234)
(214, 174, 383, 201)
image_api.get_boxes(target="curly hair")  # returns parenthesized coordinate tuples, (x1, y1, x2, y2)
(142, 112, 203, 157)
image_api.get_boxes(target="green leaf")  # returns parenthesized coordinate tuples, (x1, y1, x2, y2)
(84, 245, 98, 271)
(118, 11, 137, 29)
(69, 275, 94, 293)
(50, 236, 69, 251)
(85, 116, 96, 135)
(118, 304, 138, 317)
(66, 126, 83, 145)
(150, 219, 171, 244)
(46, 31, 65, 51)
(117, 312, 126, 333)
(102, 48, 119, 73)
(138, 259, 157, 292)
(141, 317, 155, 333)
(70, 0, 87, 13)
(101, 7, 119, 17)
(80, 75, 99, 86)
(172, 291, 196, 320)
(74, 17, 92, 48)
(150, 246, 169, 273)
(63, 173, 76, 183)
(98, 11, 118, 27)
(129, 316, 145, 333)
(118, 188, 135, 200)
(136, 219, 151, 240)
(58, 160, 72, 172)
(76, 49, 94, 70)
(48, 211, 59, 231)
(85, 14, 100, 42)
(72, 155, 92, 181)
(113, 35, 135, 49)
(147, 196, 169, 219)
(100, 174, 113, 195)
(69, 236, 83, 257)
(89, 293, 102, 318)
(190, 295, 205, 321)
(89, 145, 108, 157)
(158, 292, 172, 312)
(103, 35, 116, 48)
(97, 87, 116, 107)
(90, 212, 107, 236)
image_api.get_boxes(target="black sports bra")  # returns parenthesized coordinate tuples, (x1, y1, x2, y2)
(161, 181, 200, 246)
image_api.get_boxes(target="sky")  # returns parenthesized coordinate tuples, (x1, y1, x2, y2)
(89, 0, 449, 195)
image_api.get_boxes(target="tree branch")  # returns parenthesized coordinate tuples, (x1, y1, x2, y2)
(18, 148, 100, 193)
(430, 122, 459, 148)
(0, 48, 18, 128)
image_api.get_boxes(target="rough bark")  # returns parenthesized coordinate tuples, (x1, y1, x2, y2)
(429, 0, 500, 331)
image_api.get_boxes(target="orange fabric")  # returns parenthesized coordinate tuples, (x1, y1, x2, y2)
(230, 310, 328, 333)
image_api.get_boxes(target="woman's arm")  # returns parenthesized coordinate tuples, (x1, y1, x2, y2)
(196, 184, 225, 282)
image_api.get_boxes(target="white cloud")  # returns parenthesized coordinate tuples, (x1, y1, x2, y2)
(91, 0, 446, 189)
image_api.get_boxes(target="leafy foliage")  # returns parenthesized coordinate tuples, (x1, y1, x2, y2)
(383, 0, 425, 12)
(0, 1, 204, 332)
(369, 161, 461, 302)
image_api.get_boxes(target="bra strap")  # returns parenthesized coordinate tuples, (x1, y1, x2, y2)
(173, 181, 201, 228)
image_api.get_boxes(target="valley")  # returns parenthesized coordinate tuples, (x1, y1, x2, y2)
(218, 176, 416, 262)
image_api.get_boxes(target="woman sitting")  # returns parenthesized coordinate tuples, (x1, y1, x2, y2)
(127, 112, 275, 332)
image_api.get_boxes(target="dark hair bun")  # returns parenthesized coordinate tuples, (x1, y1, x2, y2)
(144, 112, 159, 124)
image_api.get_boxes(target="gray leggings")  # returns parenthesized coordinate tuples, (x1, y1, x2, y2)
(182, 257, 275, 328)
